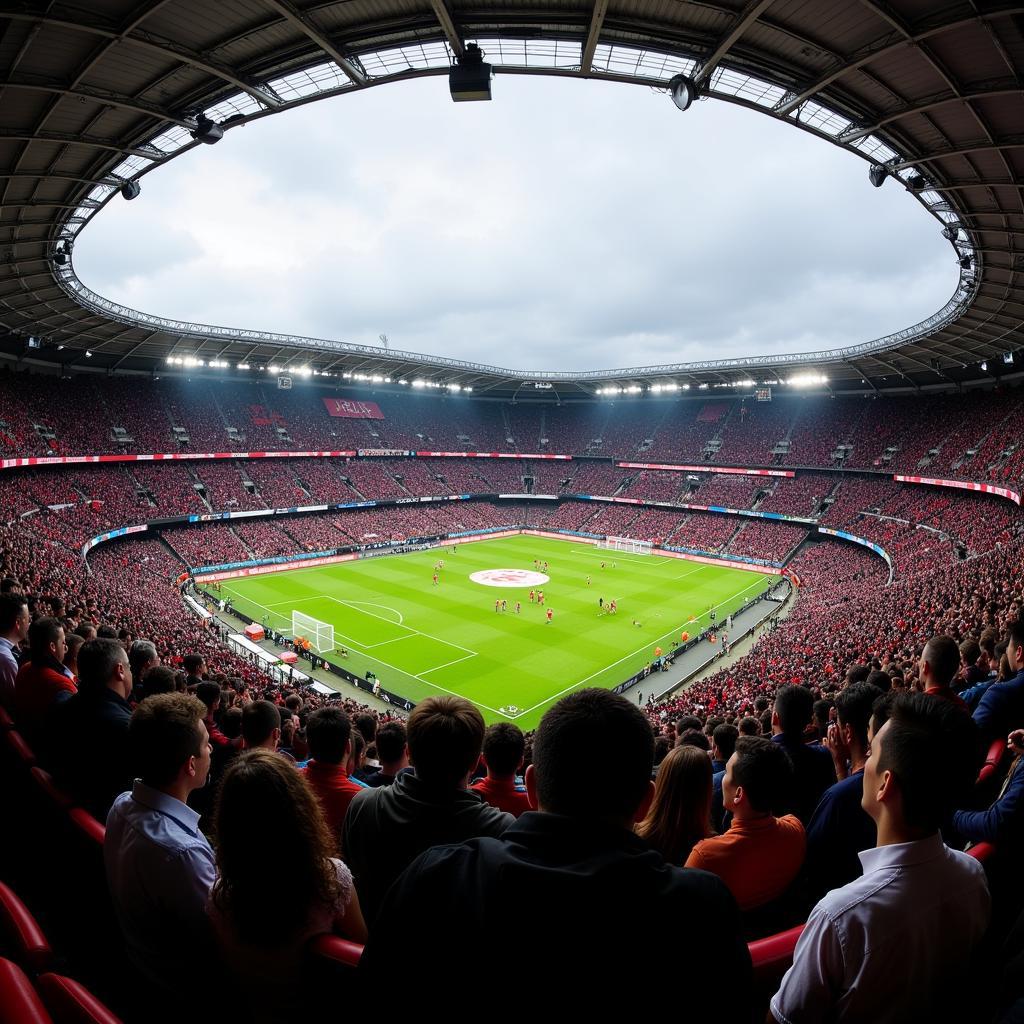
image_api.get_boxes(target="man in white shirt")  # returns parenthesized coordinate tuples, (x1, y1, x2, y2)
(0, 593, 30, 708)
(105, 692, 216, 1015)
(771, 692, 990, 1024)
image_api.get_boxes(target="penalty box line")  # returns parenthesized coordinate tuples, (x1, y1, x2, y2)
(213, 589, 497, 712)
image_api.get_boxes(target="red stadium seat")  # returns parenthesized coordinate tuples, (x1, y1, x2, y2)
(35, 975, 122, 1024)
(4, 731, 36, 769)
(0, 958, 51, 1024)
(307, 933, 363, 969)
(66, 809, 104, 849)
(977, 738, 1006, 785)
(29, 769, 72, 811)
(966, 842, 996, 863)
(0, 884, 53, 975)
(749, 924, 804, 985)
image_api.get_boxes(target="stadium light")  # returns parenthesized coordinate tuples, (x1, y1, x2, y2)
(667, 74, 699, 112)
(120, 180, 141, 200)
(237, 362, 250, 369)
(449, 44, 492, 102)
(981, 361, 988, 371)
(907, 173, 927, 190)
(85, 350, 92, 358)
(1004, 353, 1014, 365)
(868, 164, 888, 188)
(788, 373, 828, 387)
(942, 224, 961, 241)
(191, 114, 224, 145)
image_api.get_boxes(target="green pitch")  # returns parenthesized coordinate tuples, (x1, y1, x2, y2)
(208, 535, 775, 730)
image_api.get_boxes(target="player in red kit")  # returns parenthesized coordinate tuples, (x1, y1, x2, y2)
(529, 590, 535, 603)
(545, 608, 553, 624)
(432, 573, 438, 586)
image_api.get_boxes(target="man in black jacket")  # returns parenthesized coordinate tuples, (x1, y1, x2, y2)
(362, 689, 751, 1017)
(342, 695, 513, 926)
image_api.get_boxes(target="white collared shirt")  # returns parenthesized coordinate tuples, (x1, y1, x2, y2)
(771, 833, 990, 1024)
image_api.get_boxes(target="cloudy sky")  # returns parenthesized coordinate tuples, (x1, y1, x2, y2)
(74, 75, 957, 373)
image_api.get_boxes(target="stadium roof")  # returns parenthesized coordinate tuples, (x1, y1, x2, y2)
(0, 0, 1022, 398)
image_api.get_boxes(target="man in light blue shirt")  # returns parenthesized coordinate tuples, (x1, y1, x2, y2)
(0, 593, 29, 709)
(105, 692, 216, 1008)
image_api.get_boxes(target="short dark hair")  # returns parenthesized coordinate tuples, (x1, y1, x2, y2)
(375, 721, 407, 764)
(875, 692, 980, 832)
(846, 664, 871, 685)
(922, 635, 960, 688)
(865, 670, 891, 693)
(28, 617, 62, 660)
(195, 680, 221, 711)
(532, 688, 653, 821)
(241, 700, 280, 747)
(712, 723, 739, 761)
(407, 696, 485, 786)
(306, 706, 352, 764)
(183, 653, 205, 677)
(77, 638, 126, 691)
(354, 713, 377, 744)
(1007, 620, 1024, 655)
(775, 684, 814, 738)
(482, 723, 526, 776)
(676, 715, 702, 733)
(678, 728, 710, 752)
(96, 624, 118, 640)
(738, 716, 760, 736)
(130, 692, 207, 787)
(142, 665, 177, 697)
(731, 736, 793, 815)
(959, 639, 981, 667)
(0, 577, 20, 594)
(835, 682, 883, 749)
(0, 593, 27, 633)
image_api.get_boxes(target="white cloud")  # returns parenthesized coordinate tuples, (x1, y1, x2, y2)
(74, 75, 957, 370)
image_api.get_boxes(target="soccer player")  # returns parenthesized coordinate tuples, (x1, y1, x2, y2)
(495, 600, 500, 613)
(609, 600, 617, 614)
(529, 590, 535, 603)
(544, 561, 549, 571)
(546, 608, 553, 624)
(432, 573, 438, 586)
(515, 602, 521, 615)
(539, 591, 545, 605)
(586, 576, 591, 586)
(501, 599, 507, 613)
(599, 597, 604, 610)
(601, 561, 606, 570)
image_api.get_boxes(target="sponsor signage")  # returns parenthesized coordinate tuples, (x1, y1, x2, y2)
(358, 448, 411, 457)
(894, 474, 1021, 506)
(415, 452, 571, 460)
(0, 450, 358, 471)
(322, 398, 384, 419)
(617, 462, 793, 477)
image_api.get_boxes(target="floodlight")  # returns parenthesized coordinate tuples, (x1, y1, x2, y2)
(668, 74, 699, 112)
(449, 44, 492, 102)
(907, 174, 927, 190)
(1004, 352, 1014, 365)
(868, 164, 887, 188)
(191, 115, 224, 145)
(85, 350, 92, 358)
(942, 224, 960, 241)
(981, 361, 988, 371)
(120, 180, 141, 200)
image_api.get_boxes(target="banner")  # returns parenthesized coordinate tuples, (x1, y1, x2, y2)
(894, 474, 1021, 506)
(323, 398, 384, 419)
(416, 452, 571, 460)
(617, 462, 793, 477)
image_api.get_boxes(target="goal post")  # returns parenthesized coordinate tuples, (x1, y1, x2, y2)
(598, 535, 653, 555)
(292, 610, 335, 654)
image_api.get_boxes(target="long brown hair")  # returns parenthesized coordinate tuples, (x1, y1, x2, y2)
(211, 750, 341, 944)
(635, 745, 714, 864)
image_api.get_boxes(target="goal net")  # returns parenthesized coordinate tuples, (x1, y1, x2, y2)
(598, 535, 653, 555)
(292, 610, 335, 653)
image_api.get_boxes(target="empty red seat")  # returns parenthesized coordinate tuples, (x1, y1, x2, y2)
(0, 958, 51, 1024)
(3, 731, 35, 769)
(29, 769, 72, 811)
(0, 884, 52, 975)
(977, 738, 1006, 784)
(749, 924, 804, 985)
(35, 974, 122, 1024)
(66, 809, 104, 848)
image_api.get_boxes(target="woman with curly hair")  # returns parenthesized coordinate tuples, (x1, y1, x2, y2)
(635, 744, 715, 864)
(210, 749, 366, 1019)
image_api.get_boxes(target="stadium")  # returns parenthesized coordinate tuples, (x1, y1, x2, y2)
(0, 0, 1023, 1020)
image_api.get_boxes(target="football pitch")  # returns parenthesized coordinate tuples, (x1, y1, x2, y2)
(207, 535, 776, 730)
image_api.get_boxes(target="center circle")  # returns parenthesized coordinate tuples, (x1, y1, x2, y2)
(469, 569, 550, 588)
